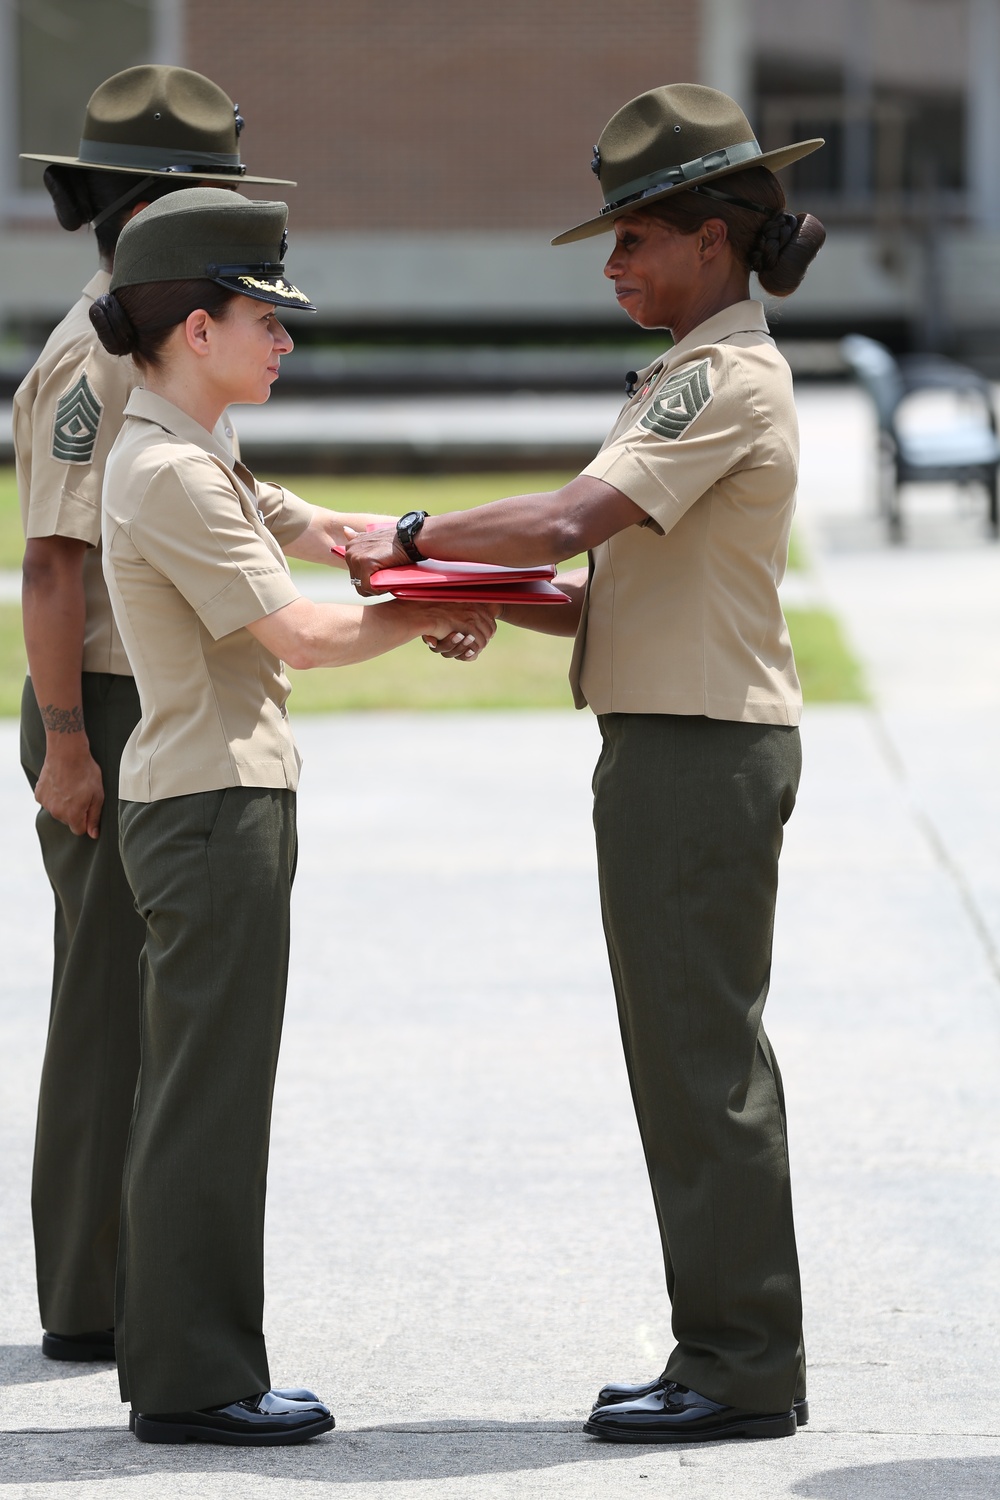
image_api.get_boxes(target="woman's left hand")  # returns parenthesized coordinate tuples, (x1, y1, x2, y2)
(424, 604, 504, 662)
(343, 525, 409, 591)
(416, 602, 497, 662)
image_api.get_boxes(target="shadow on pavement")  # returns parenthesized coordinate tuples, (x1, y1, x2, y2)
(793, 1457, 1000, 1499)
(0, 1422, 634, 1485)
(0, 1345, 114, 1386)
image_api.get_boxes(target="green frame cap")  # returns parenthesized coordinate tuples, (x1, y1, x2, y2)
(111, 188, 316, 312)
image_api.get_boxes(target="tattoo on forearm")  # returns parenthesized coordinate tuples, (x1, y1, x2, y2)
(40, 704, 84, 734)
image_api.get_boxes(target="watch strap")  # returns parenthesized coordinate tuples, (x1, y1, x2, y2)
(396, 510, 428, 562)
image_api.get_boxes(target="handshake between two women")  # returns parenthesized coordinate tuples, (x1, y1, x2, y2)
(341, 520, 499, 664)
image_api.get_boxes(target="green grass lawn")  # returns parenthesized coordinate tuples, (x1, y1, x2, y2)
(785, 526, 807, 573)
(783, 606, 867, 703)
(0, 465, 845, 711)
(0, 468, 23, 570)
(0, 601, 865, 715)
(0, 467, 805, 573)
(0, 604, 27, 715)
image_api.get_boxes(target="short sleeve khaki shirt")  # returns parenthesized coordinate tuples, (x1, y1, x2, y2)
(570, 300, 802, 725)
(14, 271, 137, 674)
(102, 390, 312, 802)
(14, 270, 242, 678)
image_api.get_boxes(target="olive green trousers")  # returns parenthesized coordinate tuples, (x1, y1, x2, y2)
(20, 672, 145, 1335)
(592, 712, 805, 1414)
(117, 786, 296, 1413)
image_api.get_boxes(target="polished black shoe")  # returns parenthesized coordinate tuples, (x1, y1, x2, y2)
(42, 1329, 115, 1362)
(132, 1389, 334, 1445)
(127, 1388, 321, 1433)
(583, 1381, 796, 1444)
(592, 1375, 808, 1427)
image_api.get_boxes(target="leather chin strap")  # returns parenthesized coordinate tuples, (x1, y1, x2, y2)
(90, 173, 160, 231)
(688, 183, 772, 216)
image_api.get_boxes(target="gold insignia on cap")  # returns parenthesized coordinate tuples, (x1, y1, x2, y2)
(237, 274, 312, 304)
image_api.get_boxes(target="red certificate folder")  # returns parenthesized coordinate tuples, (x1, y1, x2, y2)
(390, 577, 570, 604)
(331, 547, 571, 604)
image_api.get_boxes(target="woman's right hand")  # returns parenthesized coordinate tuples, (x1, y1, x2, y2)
(413, 602, 498, 661)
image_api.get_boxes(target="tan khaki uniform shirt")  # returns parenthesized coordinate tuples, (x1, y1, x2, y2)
(102, 390, 311, 802)
(14, 269, 241, 678)
(15, 271, 138, 674)
(570, 300, 802, 726)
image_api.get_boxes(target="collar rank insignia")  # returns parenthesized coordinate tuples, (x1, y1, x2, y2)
(52, 372, 103, 464)
(638, 359, 712, 441)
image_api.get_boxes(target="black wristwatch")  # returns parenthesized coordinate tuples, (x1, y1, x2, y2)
(396, 509, 428, 562)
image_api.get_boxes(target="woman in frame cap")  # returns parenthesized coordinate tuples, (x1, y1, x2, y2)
(90, 182, 493, 1447)
(109, 186, 316, 313)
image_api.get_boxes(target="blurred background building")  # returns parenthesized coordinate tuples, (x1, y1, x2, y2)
(1, 0, 999, 367)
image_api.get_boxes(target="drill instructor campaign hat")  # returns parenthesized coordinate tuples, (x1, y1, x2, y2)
(111, 187, 316, 313)
(552, 83, 823, 246)
(21, 64, 295, 186)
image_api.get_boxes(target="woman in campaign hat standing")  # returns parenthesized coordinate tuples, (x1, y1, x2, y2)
(91, 186, 493, 1443)
(346, 83, 826, 1444)
(15, 65, 297, 1368)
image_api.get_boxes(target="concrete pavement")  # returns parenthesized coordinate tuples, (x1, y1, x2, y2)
(2, 386, 1000, 1496)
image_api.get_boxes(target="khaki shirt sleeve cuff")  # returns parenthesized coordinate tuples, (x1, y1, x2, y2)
(582, 446, 687, 533)
(23, 489, 101, 546)
(256, 483, 313, 548)
(198, 567, 302, 641)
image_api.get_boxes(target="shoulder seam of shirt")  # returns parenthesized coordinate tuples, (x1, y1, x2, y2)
(713, 343, 796, 468)
(129, 453, 233, 532)
(687, 345, 754, 466)
(133, 456, 291, 611)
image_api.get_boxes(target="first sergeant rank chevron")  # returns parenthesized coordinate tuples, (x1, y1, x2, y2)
(639, 359, 712, 441)
(52, 372, 103, 463)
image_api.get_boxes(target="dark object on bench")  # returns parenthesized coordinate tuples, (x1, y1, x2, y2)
(840, 334, 1000, 541)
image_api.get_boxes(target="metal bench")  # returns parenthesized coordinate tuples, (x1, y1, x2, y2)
(840, 333, 1000, 541)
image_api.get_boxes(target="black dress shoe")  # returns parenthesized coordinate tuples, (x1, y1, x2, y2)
(42, 1329, 115, 1362)
(127, 1388, 321, 1432)
(583, 1381, 796, 1443)
(592, 1375, 809, 1427)
(133, 1389, 334, 1445)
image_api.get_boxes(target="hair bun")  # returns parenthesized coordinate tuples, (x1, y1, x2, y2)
(43, 165, 93, 232)
(749, 211, 799, 274)
(89, 292, 138, 356)
(752, 210, 827, 297)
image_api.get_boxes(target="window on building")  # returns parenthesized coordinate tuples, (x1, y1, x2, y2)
(749, 0, 969, 221)
(755, 54, 966, 218)
(0, 0, 180, 216)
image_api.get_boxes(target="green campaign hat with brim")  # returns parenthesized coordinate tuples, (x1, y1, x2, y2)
(111, 188, 316, 312)
(21, 64, 295, 186)
(552, 83, 823, 246)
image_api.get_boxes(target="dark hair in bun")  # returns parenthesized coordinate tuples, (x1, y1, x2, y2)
(90, 280, 237, 370)
(44, 165, 194, 257)
(89, 292, 139, 356)
(644, 164, 826, 297)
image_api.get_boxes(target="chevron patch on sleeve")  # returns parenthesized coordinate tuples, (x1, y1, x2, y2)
(638, 359, 713, 440)
(52, 373, 103, 463)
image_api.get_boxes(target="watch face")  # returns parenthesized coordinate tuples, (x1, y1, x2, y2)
(399, 511, 422, 531)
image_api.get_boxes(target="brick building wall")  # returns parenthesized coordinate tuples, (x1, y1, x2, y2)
(186, 0, 699, 233)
